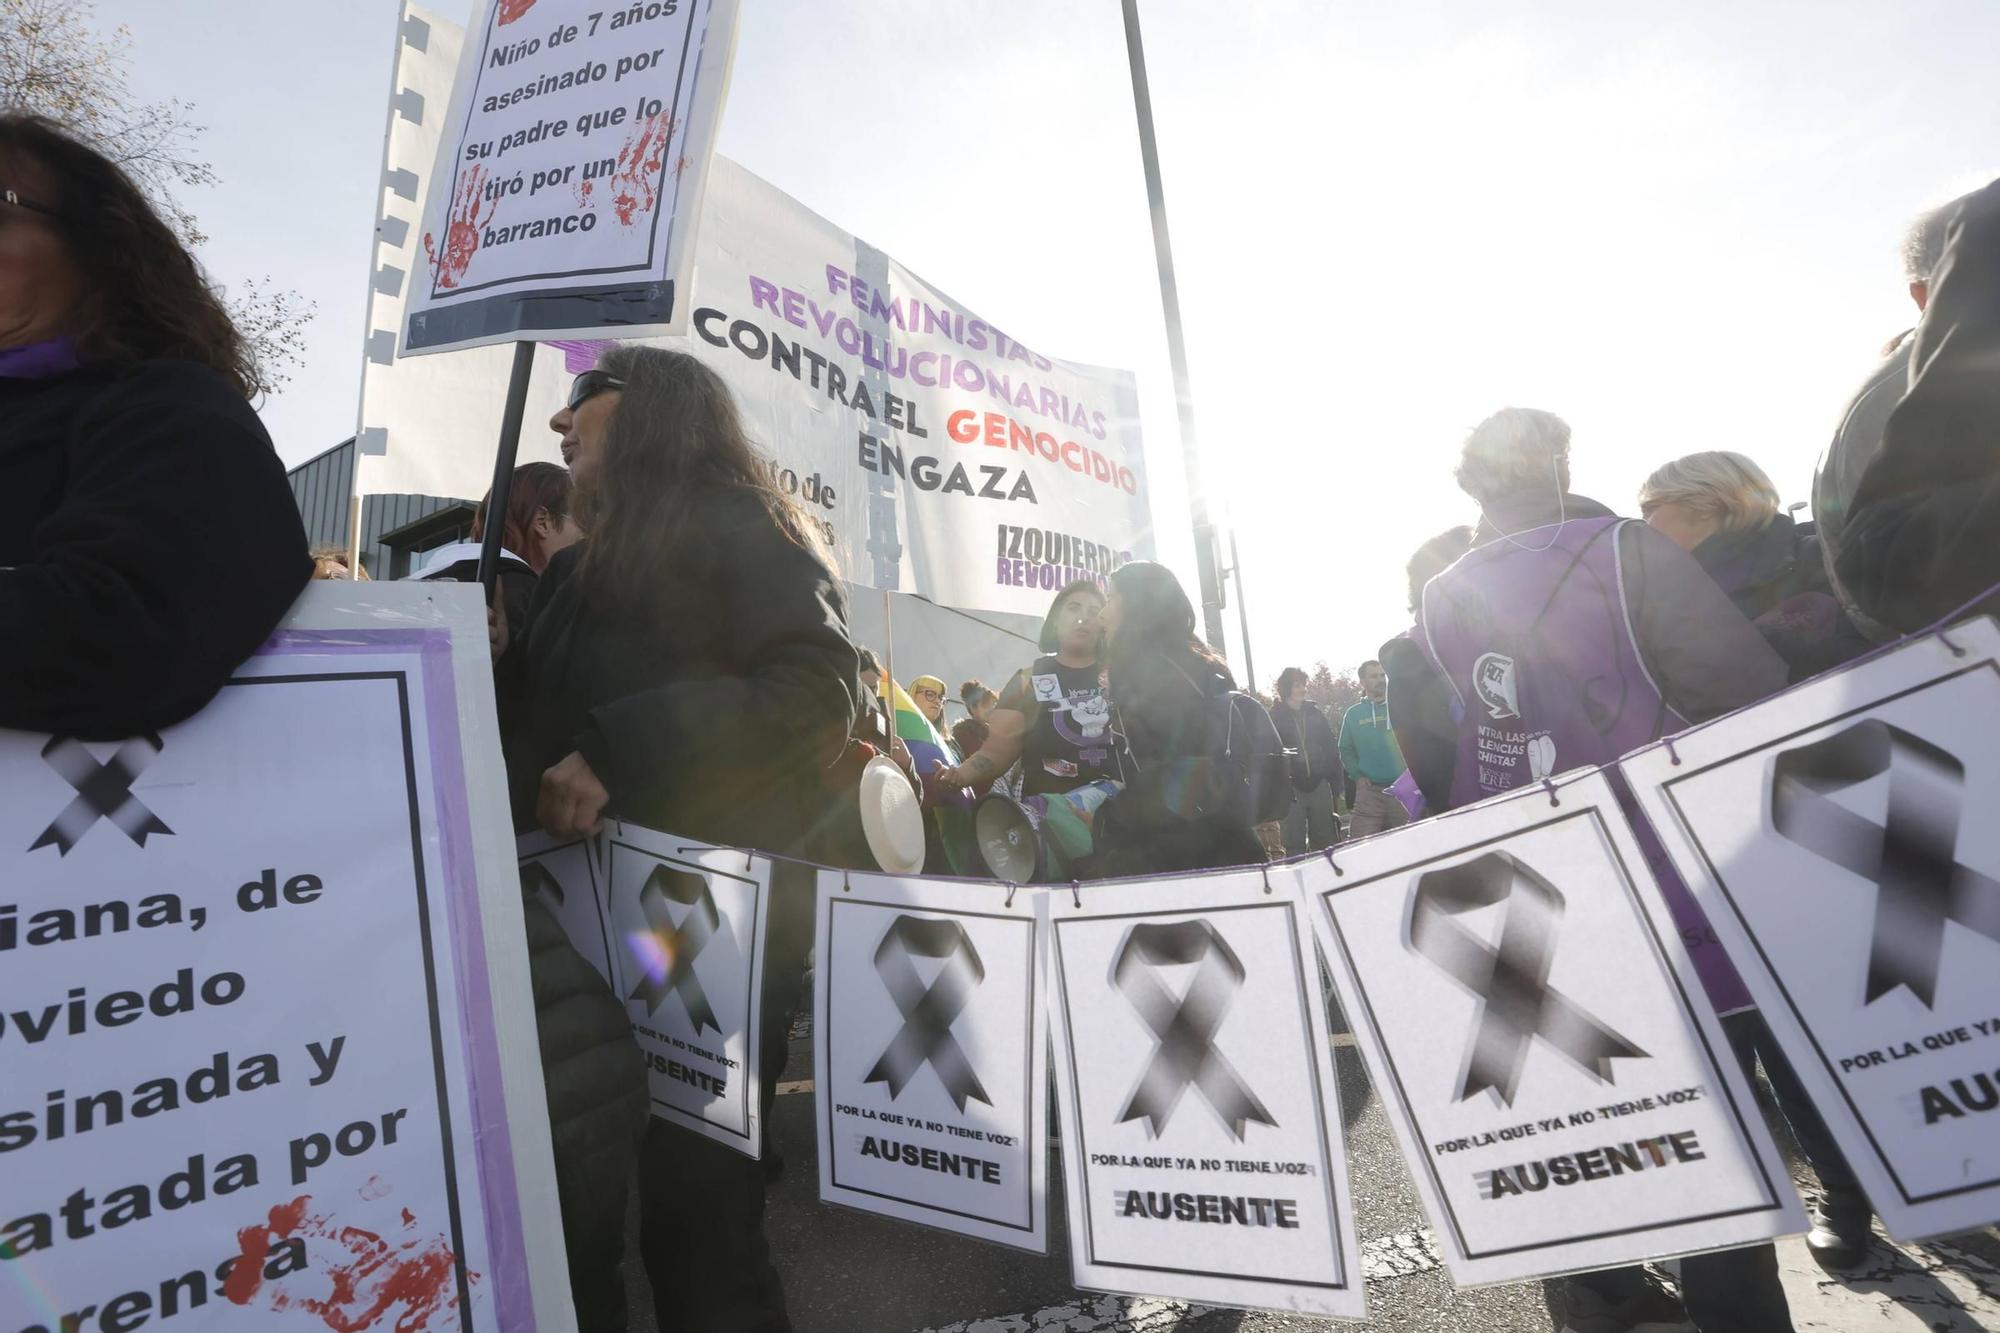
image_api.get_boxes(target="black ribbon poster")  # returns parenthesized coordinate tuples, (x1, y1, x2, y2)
(604, 826, 768, 1159)
(816, 873, 1047, 1252)
(1305, 771, 1799, 1286)
(1045, 872, 1362, 1316)
(1621, 620, 2000, 1242)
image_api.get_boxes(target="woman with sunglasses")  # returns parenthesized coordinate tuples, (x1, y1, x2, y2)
(0, 114, 309, 735)
(524, 347, 862, 1331)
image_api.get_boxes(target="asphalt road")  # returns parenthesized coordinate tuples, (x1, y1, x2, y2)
(618, 1009, 2000, 1332)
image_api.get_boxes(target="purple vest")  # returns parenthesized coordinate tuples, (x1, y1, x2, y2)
(1418, 516, 1684, 809)
(1418, 517, 1752, 1013)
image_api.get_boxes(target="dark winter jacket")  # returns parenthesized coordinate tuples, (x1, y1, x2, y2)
(1688, 513, 1868, 681)
(1, 358, 310, 736)
(1090, 647, 1267, 878)
(520, 891, 648, 1286)
(1839, 176, 2000, 633)
(1270, 697, 1344, 795)
(510, 486, 862, 858)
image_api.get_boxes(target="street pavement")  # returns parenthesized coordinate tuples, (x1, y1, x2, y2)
(621, 1009, 2000, 1332)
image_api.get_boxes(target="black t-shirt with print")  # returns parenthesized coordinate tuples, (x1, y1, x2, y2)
(998, 655, 1124, 797)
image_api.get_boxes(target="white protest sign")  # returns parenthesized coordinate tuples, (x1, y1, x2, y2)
(812, 871, 1047, 1251)
(1042, 871, 1364, 1318)
(404, 0, 739, 354)
(600, 823, 765, 1156)
(0, 583, 570, 1332)
(518, 830, 615, 986)
(1620, 619, 2000, 1241)
(677, 157, 1155, 618)
(1301, 771, 1803, 1286)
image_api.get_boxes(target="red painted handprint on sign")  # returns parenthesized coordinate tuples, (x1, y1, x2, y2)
(422, 164, 497, 290)
(610, 111, 676, 227)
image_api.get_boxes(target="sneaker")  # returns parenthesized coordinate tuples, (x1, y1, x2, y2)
(1558, 1282, 1695, 1333)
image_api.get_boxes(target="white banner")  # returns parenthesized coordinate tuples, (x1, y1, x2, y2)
(518, 830, 615, 985)
(1620, 619, 2000, 1241)
(680, 157, 1156, 618)
(0, 584, 570, 1331)
(403, 0, 739, 354)
(812, 872, 1048, 1251)
(1042, 871, 1364, 1318)
(600, 823, 766, 1156)
(1300, 772, 1802, 1286)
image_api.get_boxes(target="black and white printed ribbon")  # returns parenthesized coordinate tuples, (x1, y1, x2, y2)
(29, 735, 172, 856)
(863, 915, 993, 1112)
(631, 866, 722, 1035)
(1408, 852, 1647, 1106)
(1114, 920, 1277, 1140)
(1772, 719, 2000, 1008)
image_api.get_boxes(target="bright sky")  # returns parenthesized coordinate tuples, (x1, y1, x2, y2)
(101, 0, 1998, 681)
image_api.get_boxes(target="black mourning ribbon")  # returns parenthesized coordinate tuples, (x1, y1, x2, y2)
(863, 915, 993, 1112)
(631, 866, 722, 1035)
(29, 735, 173, 856)
(1114, 921, 1277, 1140)
(1772, 719, 2000, 1008)
(1408, 852, 1647, 1106)
(521, 861, 566, 907)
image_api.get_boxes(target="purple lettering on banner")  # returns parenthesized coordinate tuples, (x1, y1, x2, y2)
(748, 276, 780, 314)
(996, 556, 1016, 585)
(1012, 559, 1028, 586)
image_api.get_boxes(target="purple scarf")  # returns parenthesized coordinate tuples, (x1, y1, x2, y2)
(0, 337, 81, 379)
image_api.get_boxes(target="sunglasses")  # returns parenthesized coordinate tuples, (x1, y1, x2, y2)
(566, 369, 626, 412)
(1, 187, 63, 222)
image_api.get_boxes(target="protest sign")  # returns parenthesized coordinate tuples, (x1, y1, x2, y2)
(1301, 772, 1802, 1286)
(1620, 619, 2000, 1241)
(678, 157, 1155, 618)
(0, 583, 570, 1331)
(403, 0, 740, 354)
(812, 871, 1047, 1251)
(1042, 871, 1363, 1317)
(600, 823, 766, 1156)
(518, 830, 615, 986)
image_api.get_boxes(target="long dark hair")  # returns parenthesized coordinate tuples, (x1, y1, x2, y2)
(576, 346, 830, 604)
(1104, 561, 1226, 690)
(0, 114, 256, 396)
(473, 461, 572, 568)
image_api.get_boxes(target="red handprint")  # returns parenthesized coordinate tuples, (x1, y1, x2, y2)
(610, 111, 676, 227)
(422, 163, 498, 290)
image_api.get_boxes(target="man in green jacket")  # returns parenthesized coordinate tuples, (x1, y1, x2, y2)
(1339, 659, 1408, 838)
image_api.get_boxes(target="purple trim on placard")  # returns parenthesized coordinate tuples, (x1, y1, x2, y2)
(258, 628, 533, 1329)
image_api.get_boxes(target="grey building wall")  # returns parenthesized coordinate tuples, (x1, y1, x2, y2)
(286, 438, 474, 579)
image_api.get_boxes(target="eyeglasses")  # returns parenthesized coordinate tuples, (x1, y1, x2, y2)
(1, 187, 63, 222)
(912, 688, 943, 700)
(566, 369, 626, 412)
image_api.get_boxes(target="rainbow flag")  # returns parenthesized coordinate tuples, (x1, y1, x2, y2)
(882, 678, 964, 802)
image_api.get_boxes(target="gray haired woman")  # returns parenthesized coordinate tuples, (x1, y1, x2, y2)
(1638, 450, 1866, 680)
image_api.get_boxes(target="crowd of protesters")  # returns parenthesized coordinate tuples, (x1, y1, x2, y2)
(5, 105, 1997, 1333)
